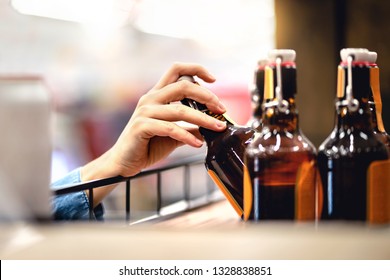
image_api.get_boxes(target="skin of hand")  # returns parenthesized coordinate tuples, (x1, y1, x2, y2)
(80, 63, 227, 206)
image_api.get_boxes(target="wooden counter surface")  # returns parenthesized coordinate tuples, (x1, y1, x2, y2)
(1, 200, 389, 260)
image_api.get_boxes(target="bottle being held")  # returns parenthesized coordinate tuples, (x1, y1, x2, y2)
(243, 49, 317, 221)
(317, 48, 390, 223)
(247, 59, 268, 131)
(367, 51, 390, 153)
(179, 76, 256, 218)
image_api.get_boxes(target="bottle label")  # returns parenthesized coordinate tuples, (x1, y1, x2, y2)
(204, 110, 236, 126)
(207, 169, 243, 217)
(316, 167, 324, 220)
(221, 113, 237, 126)
(337, 65, 345, 98)
(370, 67, 386, 133)
(367, 159, 390, 224)
(264, 66, 274, 100)
(243, 161, 319, 221)
(243, 165, 252, 221)
(295, 160, 317, 220)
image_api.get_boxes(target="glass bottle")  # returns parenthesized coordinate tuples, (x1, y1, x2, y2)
(243, 49, 317, 221)
(367, 51, 390, 153)
(179, 76, 256, 217)
(247, 59, 267, 131)
(317, 48, 389, 222)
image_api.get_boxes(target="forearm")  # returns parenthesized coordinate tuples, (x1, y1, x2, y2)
(80, 148, 119, 208)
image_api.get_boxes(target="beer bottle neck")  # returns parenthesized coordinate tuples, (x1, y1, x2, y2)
(334, 64, 374, 131)
(252, 90, 263, 118)
(335, 103, 373, 132)
(369, 101, 381, 133)
(253, 106, 263, 118)
(182, 98, 235, 124)
(262, 97, 299, 132)
(181, 98, 236, 142)
(260, 63, 299, 132)
(253, 65, 265, 118)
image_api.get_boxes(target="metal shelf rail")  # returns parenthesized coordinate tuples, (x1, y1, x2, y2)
(53, 154, 219, 222)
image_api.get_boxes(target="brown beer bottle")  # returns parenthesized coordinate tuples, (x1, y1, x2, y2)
(247, 60, 267, 131)
(179, 76, 256, 217)
(367, 51, 390, 153)
(243, 49, 317, 221)
(317, 48, 389, 222)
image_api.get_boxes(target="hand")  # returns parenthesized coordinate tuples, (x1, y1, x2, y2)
(81, 63, 227, 204)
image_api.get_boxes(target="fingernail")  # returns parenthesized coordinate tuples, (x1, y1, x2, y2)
(195, 138, 204, 146)
(218, 102, 226, 111)
(209, 72, 216, 80)
(216, 120, 227, 129)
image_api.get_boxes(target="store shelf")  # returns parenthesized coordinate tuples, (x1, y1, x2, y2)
(52, 153, 222, 222)
(1, 153, 389, 260)
(0, 200, 389, 260)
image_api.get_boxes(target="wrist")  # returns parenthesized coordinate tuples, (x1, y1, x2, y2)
(80, 149, 118, 182)
(79, 149, 120, 207)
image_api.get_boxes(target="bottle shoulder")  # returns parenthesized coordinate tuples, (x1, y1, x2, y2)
(222, 124, 256, 140)
(246, 117, 262, 131)
(318, 128, 389, 158)
(201, 124, 255, 146)
(374, 131, 390, 149)
(247, 129, 317, 155)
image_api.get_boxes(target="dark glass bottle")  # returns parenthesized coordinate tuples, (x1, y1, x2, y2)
(317, 48, 389, 222)
(367, 51, 390, 153)
(243, 49, 317, 221)
(247, 60, 267, 131)
(179, 76, 256, 217)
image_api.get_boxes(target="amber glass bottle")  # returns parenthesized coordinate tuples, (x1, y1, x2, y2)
(243, 49, 317, 221)
(367, 51, 390, 153)
(179, 76, 256, 217)
(247, 60, 267, 131)
(317, 48, 389, 222)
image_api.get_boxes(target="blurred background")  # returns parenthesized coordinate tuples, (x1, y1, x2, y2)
(1, 0, 275, 181)
(0, 0, 389, 218)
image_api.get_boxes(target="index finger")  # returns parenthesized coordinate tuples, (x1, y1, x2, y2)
(153, 62, 216, 90)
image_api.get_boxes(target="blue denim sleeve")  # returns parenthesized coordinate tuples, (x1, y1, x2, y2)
(51, 168, 104, 221)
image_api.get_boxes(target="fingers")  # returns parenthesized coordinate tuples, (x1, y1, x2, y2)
(143, 79, 226, 113)
(127, 62, 227, 149)
(142, 62, 226, 114)
(153, 62, 216, 90)
(133, 117, 205, 148)
(135, 103, 227, 132)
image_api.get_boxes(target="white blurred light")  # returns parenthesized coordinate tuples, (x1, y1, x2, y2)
(11, 0, 132, 26)
(12, 0, 134, 49)
(10, 0, 276, 80)
(12, 0, 275, 49)
(133, 0, 275, 48)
